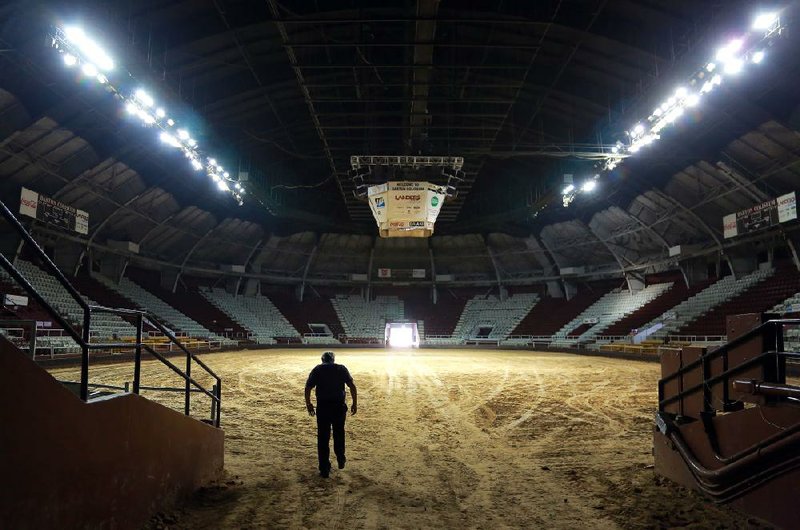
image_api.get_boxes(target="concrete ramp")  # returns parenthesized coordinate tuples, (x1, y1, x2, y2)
(0, 337, 224, 529)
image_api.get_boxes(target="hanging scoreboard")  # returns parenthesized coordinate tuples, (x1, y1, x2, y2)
(19, 187, 89, 235)
(367, 181, 447, 238)
(723, 192, 796, 239)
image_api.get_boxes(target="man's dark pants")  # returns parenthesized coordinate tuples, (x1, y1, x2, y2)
(316, 401, 347, 472)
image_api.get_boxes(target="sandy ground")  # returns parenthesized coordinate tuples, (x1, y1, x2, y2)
(49, 348, 768, 529)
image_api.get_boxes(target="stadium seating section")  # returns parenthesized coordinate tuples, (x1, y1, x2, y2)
(5, 257, 800, 354)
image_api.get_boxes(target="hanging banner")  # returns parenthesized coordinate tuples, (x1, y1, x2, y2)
(19, 187, 89, 235)
(723, 192, 797, 239)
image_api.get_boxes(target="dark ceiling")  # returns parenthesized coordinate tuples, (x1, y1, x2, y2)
(1, 0, 798, 236)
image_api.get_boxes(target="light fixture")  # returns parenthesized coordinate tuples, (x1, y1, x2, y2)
(562, 184, 575, 195)
(751, 50, 765, 64)
(191, 159, 203, 171)
(208, 158, 216, 166)
(81, 63, 98, 77)
(134, 88, 154, 107)
(166, 118, 175, 127)
(685, 93, 701, 107)
(63, 53, 77, 67)
(723, 57, 744, 74)
(753, 12, 779, 31)
(675, 86, 688, 98)
(155, 108, 166, 118)
(581, 180, 597, 192)
(177, 129, 190, 140)
(706, 62, 716, 72)
(63, 26, 114, 71)
(217, 180, 230, 191)
(96, 73, 108, 84)
(159, 132, 180, 147)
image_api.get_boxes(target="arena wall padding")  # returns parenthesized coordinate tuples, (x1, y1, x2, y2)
(0, 337, 224, 529)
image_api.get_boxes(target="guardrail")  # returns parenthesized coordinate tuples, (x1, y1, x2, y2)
(0, 200, 221, 427)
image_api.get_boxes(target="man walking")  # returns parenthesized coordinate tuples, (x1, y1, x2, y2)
(305, 351, 357, 477)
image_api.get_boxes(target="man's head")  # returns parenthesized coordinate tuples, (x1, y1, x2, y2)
(321, 351, 335, 364)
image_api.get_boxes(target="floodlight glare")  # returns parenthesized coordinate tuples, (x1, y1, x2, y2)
(125, 101, 137, 114)
(685, 93, 701, 107)
(611, 146, 619, 154)
(191, 159, 203, 171)
(177, 129, 190, 140)
(723, 57, 744, 74)
(208, 158, 216, 166)
(675, 86, 688, 98)
(63, 53, 77, 67)
(752, 50, 765, 64)
(581, 180, 597, 192)
(63, 26, 114, 71)
(706, 62, 716, 72)
(134, 88, 154, 107)
(753, 12, 779, 30)
(159, 132, 180, 147)
(562, 184, 575, 194)
(166, 119, 175, 126)
(81, 63, 98, 77)
(217, 180, 230, 191)
(235, 183, 242, 190)
(96, 74, 108, 84)
(155, 108, 166, 118)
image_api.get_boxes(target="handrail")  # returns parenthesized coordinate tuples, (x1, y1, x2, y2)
(658, 318, 798, 412)
(0, 199, 221, 427)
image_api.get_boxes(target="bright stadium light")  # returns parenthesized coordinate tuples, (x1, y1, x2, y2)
(753, 12, 779, 30)
(81, 62, 98, 77)
(155, 107, 166, 118)
(166, 118, 175, 126)
(63, 26, 114, 71)
(706, 62, 716, 72)
(63, 53, 77, 67)
(191, 159, 203, 171)
(217, 180, 229, 191)
(723, 57, 744, 74)
(685, 93, 701, 107)
(752, 50, 765, 64)
(134, 88, 154, 107)
(159, 131, 180, 147)
(96, 73, 108, 84)
(562, 184, 575, 194)
(582, 180, 597, 192)
(177, 129, 190, 140)
(675, 86, 688, 98)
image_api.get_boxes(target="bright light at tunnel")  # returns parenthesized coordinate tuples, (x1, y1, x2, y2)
(388, 326, 414, 348)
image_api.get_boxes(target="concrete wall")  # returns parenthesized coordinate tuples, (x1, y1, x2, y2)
(0, 338, 224, 529)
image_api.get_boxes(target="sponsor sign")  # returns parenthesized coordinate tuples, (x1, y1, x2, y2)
(412, 269, 426, 279)
(20, 187, 89, 235)
(723, 192, 797, 239)
(377, 268, 391, 278)
(3, 294, 28, 306)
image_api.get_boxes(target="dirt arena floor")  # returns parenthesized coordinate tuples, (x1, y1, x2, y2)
(49, 348, 767, 529)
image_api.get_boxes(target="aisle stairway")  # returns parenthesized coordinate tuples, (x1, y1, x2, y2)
(679, 263, 800, 337)
(645, 269, 773, 338)
(451, 293, 540, 341)
(550, 283, 672, 345)
(200, 288, 300, 344)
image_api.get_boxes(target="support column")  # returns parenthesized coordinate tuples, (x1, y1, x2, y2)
(485, 240, 504, 300)
(299, 245, 318, 302)
(366, 239, 375, 301)
(429, 242, 437, 304)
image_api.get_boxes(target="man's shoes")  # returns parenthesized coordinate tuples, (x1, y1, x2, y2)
(337, 457, 346, 470)
(320, 465, 330, 478)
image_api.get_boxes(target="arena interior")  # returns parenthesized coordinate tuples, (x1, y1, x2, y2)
(1, 2, 800, 529)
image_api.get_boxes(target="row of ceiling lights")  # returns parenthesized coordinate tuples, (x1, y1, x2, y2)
(51, 26, 246, 205)
(561, 10, 785, 208)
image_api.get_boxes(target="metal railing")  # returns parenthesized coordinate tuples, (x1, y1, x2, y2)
(0, 200, 221, 427)
(657, 318, 799, 413)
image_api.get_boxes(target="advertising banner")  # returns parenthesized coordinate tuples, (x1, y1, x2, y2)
(20, 187, 89, 235)
(723, 192, 797, 239)
(377, 268, 391, 278)
(412, 269, 426, 279)
(3, 294, 28, 306)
